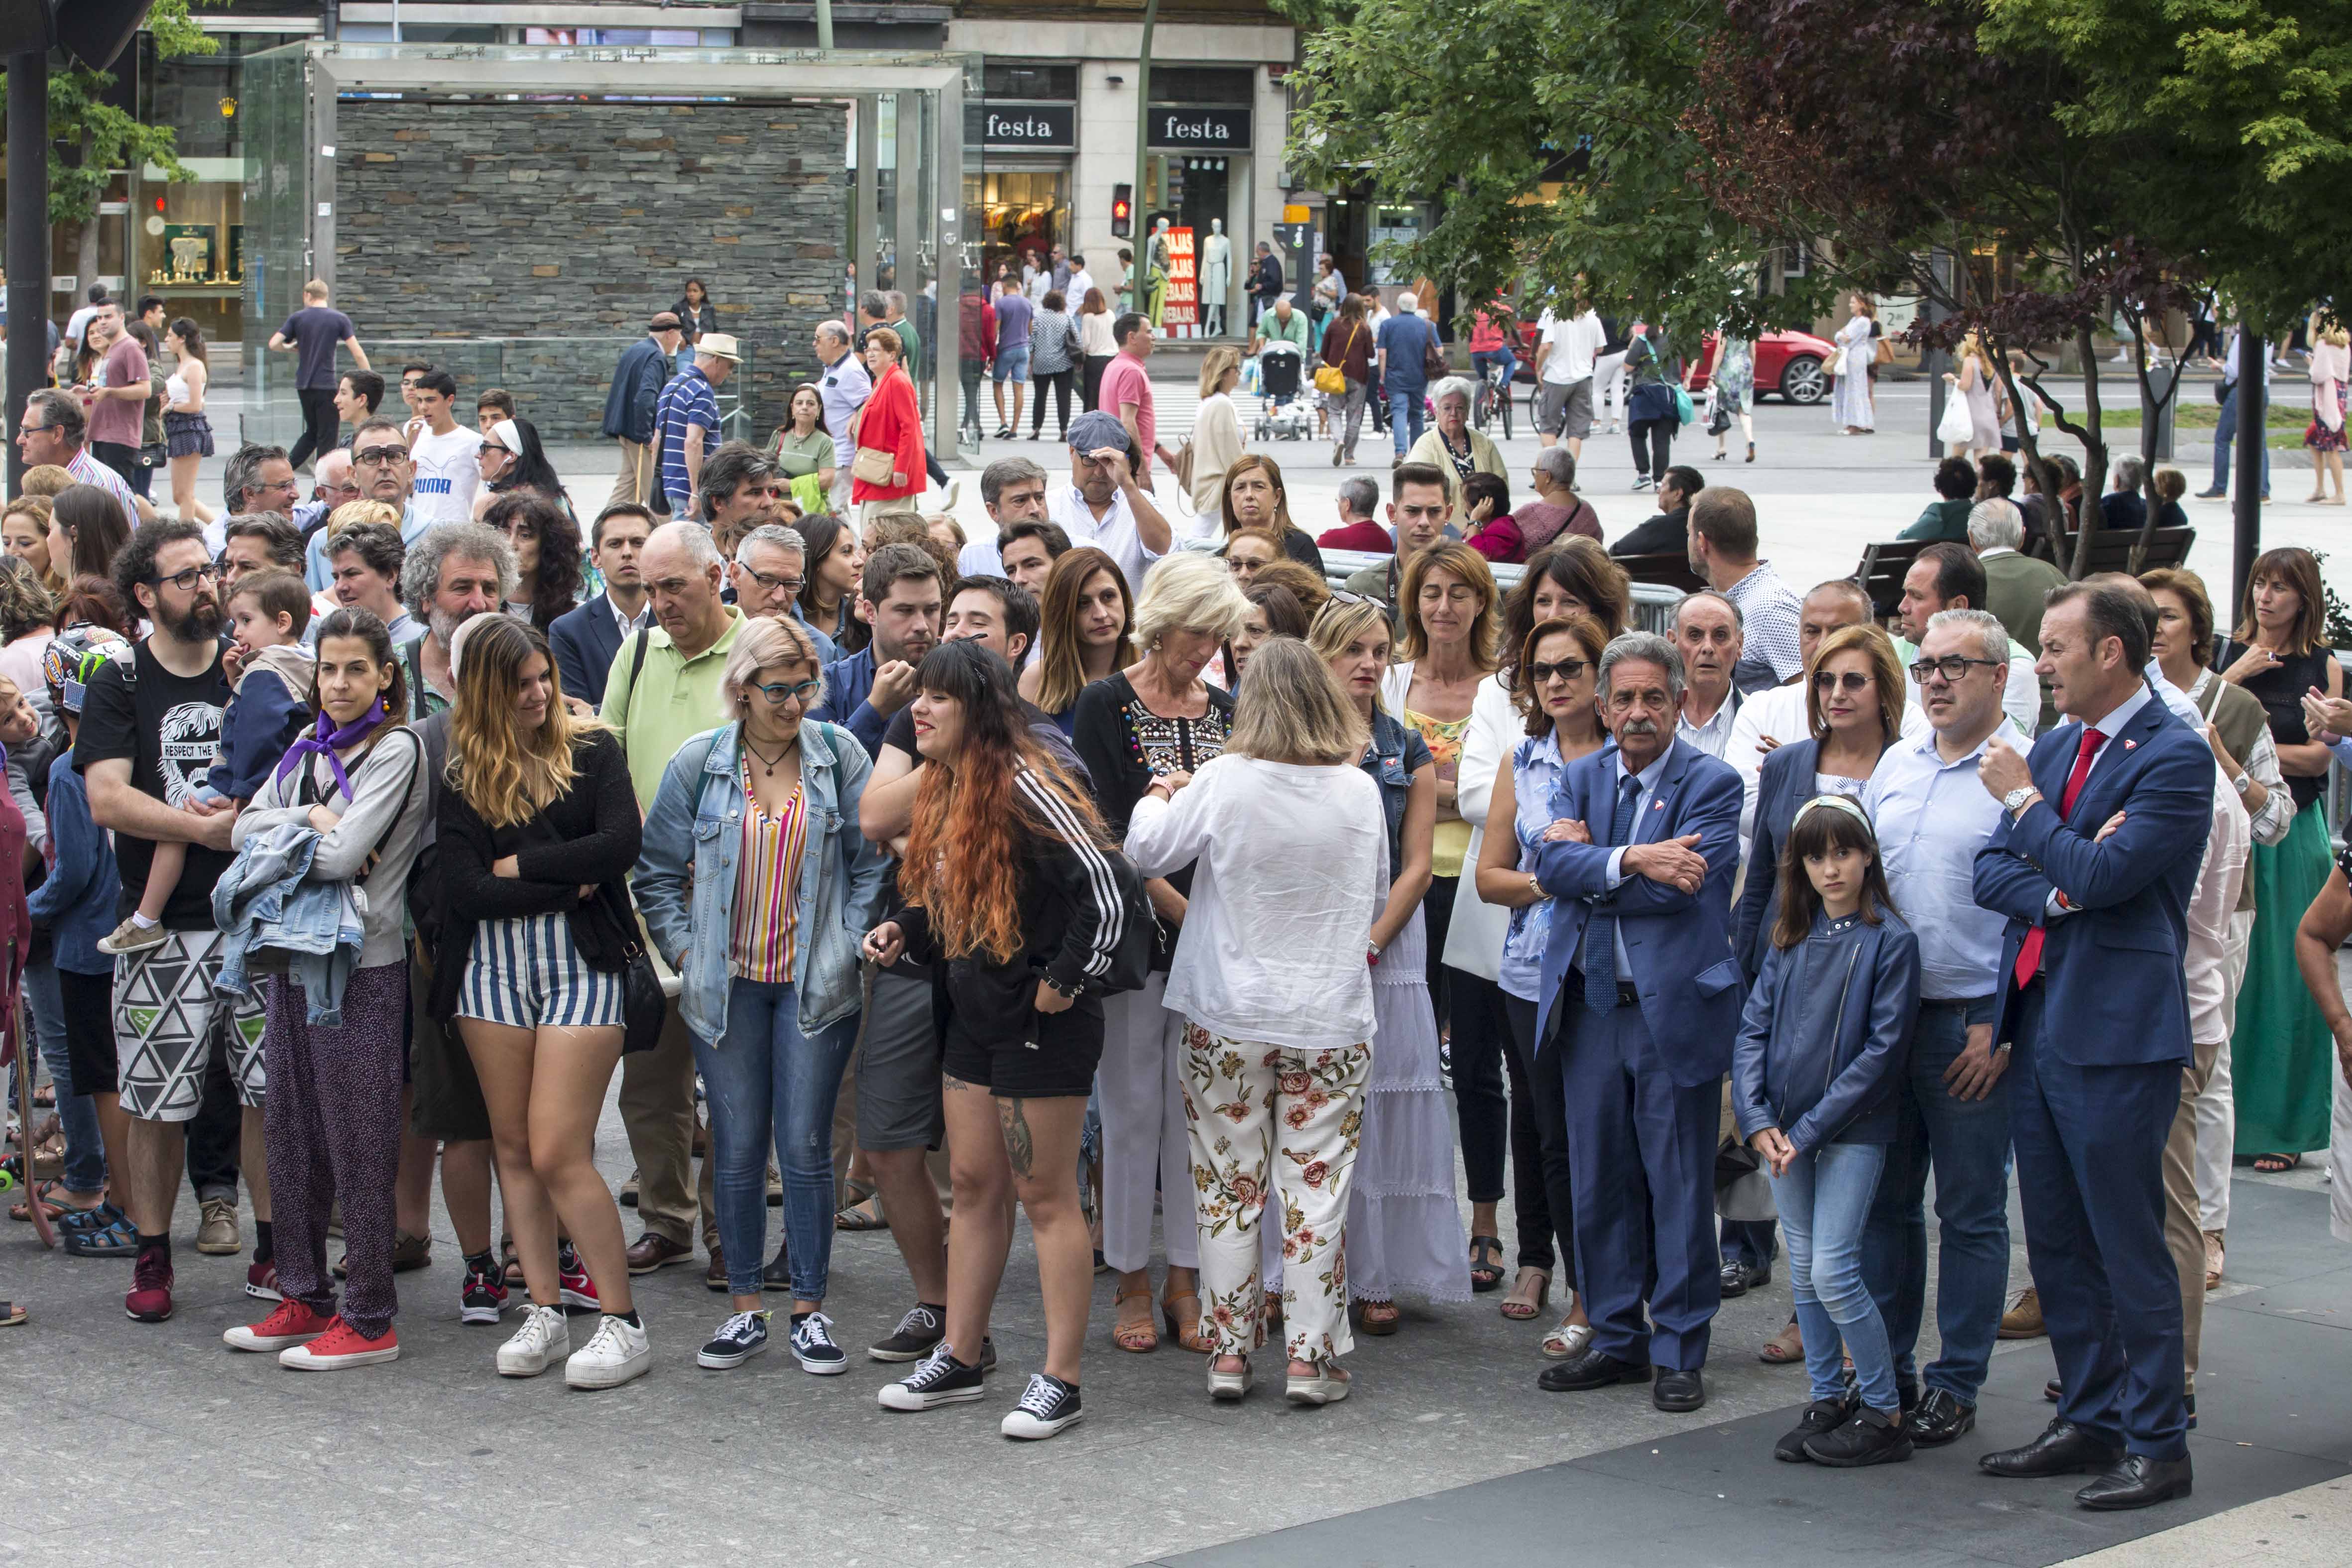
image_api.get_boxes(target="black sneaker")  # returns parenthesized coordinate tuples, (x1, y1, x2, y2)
(790, 1311, 848, 1375)
(1000, 1372, 1083, 1440)
(697, 1309, 771, 1370)
(878, 1344, 986, 1410)
(1774, 1398, 1851, 1462)
(460, 1257, 509, 1325)
(870, 1303, 945, 1361)
(1803, 1406, 1915, 1467)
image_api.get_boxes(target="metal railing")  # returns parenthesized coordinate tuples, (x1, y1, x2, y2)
(1315, 550, 1685, 635)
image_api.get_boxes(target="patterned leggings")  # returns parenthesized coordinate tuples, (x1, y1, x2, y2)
(1182, 1024, 1370, 1366)
(262, 963, 410, 1338)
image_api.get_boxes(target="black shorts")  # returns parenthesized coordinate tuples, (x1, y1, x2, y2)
(58, 966, 117, 1099)
(408, 940, 492, 1142)
(856, 963, 944, 1151)
(941, 990, 1104, 1100)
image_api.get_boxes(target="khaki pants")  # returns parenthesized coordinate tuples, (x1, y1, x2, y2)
(608, 438, 654, 513)
(2163, 1035, 2224, 1391)
(618, 946, 716, 1252)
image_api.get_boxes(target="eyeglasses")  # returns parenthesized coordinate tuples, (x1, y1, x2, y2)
(1528, 657, 1587, 686)
(479, 443, 510, 457)
(1811, 670, 1874, 694)
(739, 567, 804, 597)
(751, 679, 821, 707)
(352, 447, 410, 468)
(1908, 655, 2002, 684)
(149, 563, 221, 592)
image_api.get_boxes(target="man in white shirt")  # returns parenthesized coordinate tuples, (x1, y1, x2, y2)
(1894, 542, 2040, 738)
(1532, 304, 1607, 457)
(1066, 255, 1097, 311)
(400, 369, 483, 530)
(813, 320, 871, 507)
(1673, 590, 1744, 761)
(955, 457, 1052, 579)
(1047, 410, 1173, 593)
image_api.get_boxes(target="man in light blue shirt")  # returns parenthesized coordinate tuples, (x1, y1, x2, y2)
(1858, 607, 2029, 1443)
(812, 319, 870, 507)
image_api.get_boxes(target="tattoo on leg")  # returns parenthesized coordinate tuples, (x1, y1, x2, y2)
(942, 1073, 978, 1094)
(999, 1097, 1035, 1179)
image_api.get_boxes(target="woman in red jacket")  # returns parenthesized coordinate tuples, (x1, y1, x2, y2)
(850, 327, 928, 523)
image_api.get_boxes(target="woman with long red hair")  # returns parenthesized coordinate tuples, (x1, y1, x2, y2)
(863, 639, 1125, 1442)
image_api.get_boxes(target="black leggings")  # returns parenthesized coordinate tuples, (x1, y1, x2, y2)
(1502, 991, 1578, 1289)
(1081, 355, 1114, 412)
(1420, 873, 1457, 1029)
(1029, 367, 1075, 439)
(290, 386, 341, 470)
(1629, 417, 1674, 483)
(1448, 968, 1512, 1207)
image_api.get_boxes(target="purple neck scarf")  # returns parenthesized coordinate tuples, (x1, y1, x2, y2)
(274, 698, 391, 804)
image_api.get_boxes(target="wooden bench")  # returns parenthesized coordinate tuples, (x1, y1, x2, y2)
(1853, 538, 1930, 617)
(2077, 524, 2195, 576)
(1612, 552, 1707, 596)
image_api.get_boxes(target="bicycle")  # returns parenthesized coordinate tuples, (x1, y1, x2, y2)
(1472, 353, 1516, 441)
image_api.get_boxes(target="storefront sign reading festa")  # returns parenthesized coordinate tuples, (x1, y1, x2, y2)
(1163, 227, 1198, 335)
(977, 103, 1077, 150)
(1147, 107, 1253, 151)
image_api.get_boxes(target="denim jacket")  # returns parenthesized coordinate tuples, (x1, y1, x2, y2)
(1731, 906, 1921, 1153)
(211, 822, 367, 1024)
(633, 720, 888, 1043)
(27, 752, 117, 974)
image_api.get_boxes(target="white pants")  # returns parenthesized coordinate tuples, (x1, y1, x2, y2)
(1097, 974, 1199, 1273)
(1594, 351, 1630, 419)
(2195, 910, 2254, 1232)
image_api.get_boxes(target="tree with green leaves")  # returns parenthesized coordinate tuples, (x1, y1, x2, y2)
(0, 2, 222, 296)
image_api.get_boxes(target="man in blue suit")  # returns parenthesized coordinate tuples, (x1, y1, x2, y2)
(601, 314, 682, 512)
(548, 502, 654, 708)
(1532, 631, 1746, 1412)
(1972, 578, 2210, 1511)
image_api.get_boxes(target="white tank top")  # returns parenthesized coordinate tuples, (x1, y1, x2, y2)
(166, 370, 191, 409)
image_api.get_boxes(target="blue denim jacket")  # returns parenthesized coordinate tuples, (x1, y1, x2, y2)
(633, 720, 888, 1043)
(27, 752, 118, 974)
(211, 822, 366, 1024)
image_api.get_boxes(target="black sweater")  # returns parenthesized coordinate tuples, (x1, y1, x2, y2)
(428, 727, 642, 1025)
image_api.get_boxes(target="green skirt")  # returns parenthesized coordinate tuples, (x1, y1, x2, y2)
(2232, 806, 2336, 1155)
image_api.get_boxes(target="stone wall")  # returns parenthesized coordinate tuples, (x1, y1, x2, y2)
(334, 101, 847, 441)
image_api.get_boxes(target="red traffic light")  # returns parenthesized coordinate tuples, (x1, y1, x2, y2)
(1111, 184, 1133, 239)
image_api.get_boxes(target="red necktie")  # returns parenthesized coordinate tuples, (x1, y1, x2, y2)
(2011, 726, 2108, 989)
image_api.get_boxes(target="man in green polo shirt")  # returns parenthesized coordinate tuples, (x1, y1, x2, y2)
(601, 520, 744, 1283)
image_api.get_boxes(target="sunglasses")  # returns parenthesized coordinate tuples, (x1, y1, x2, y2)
(1811, 670, 1874, 694)
(1528, 657, 1587, 685)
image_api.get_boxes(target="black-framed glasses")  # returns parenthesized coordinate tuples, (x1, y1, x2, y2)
(1528, 657, 1587, 685)
(352, 446, 410, 468)
(739, 567, 804, 597)
(1907, 655, 2002, 684)
(479, 442, 511, 457)
(1811, 669, 1874, 694)
(752, 678, 821, 707)
(150, 563, 220, 593)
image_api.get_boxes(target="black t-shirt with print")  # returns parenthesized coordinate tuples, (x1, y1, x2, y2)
(72, 638, 234, 928)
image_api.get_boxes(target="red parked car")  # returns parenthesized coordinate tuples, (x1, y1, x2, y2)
(1510, 322, 1835, 406)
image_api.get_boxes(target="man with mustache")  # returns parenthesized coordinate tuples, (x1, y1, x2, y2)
(76, 522, 272, 1327)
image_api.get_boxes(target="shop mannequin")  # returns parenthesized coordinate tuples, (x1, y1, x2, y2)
(1201, 219, 1232, 338)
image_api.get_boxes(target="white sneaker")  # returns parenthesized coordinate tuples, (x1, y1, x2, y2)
(565, 1313, 652, 1389)
(496, 1303, 572, 1378)
(1000, 1371, 1083, 1440)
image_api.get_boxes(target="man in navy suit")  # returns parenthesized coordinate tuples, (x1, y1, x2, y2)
(1972, 579, 2211, 1510)
(1532, 631, 1746, 1411)
(549, 502, 654, 708)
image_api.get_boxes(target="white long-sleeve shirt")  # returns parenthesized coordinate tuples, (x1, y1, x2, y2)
(1125, 753, 1383, 1051)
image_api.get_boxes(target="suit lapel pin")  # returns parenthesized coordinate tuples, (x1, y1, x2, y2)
(2122, 739, 2137, 750)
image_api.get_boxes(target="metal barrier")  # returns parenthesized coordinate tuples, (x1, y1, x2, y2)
(1316, 550, 1685, 634)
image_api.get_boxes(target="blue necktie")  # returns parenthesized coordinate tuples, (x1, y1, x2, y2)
(1582, 773, 1644, 1011)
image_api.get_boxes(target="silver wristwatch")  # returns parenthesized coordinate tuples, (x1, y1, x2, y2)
(2002, 785, 2038, 816)
(2231, 770, 2251, 796)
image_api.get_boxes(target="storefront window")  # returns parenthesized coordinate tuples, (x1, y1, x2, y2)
(971, 172, 1069, 285)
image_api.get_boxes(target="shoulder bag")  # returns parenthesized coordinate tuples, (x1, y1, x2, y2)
(1314, 322, 1358, 395)
(848, 392, 897, 487)
(1421, 324, 1450, 383)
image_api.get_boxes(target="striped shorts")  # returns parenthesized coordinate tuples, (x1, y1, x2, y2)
(457, 913, 626, 1032)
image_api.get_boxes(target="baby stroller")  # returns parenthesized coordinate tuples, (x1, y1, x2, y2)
(1252, 343, 1314, 441)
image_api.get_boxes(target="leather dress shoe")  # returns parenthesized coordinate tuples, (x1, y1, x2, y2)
(1652, 1367, 1706, 1412)
(1718, 1260, 1769, 1298)
(1979, 1418, 2124, 1479)
(1909, 1388, 1977, 1447)
(2076, 1453, 2193, 1511)
(1537, 1347, 1652, 1393)
(624, 1232, 695, 1275)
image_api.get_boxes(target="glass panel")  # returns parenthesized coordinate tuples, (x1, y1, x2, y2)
(238, 45, 307, 449)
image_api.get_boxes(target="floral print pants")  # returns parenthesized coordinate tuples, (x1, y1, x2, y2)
(1183, 1023, 1371, 1366)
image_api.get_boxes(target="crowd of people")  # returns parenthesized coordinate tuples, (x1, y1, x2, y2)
(4, 277, 2350, 1501)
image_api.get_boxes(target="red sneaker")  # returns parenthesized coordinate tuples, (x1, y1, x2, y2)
(246, 1260, 283, 1301)
(124, 1253, 174, 1323)
(224, 1297, 333, 1352)
(559, 1244, 599, 1311)
(279, 1316, 400, 1370)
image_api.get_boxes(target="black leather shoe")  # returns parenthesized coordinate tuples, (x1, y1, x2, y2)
(1979, 1418, 2124, 1479)
(2045, 1376, 2063, 1402)
(2076, 1453, 2193, 1511)
(1537, 1348, 1652, 1393)
(1653, 1368, 1707, 1412)
(1910, 1388, 1978, 1447)
(1718, 1260, 1769, 1298)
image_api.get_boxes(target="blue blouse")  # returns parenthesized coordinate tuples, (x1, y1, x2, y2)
(1500, 731, 1567, 1002)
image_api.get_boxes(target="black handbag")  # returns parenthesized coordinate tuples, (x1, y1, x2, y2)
(619, 937, 665, 1054)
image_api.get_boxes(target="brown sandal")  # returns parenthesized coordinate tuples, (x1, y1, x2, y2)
(1760, 1317, 1805, 1364)
(1355, 1299, 1401, 1336)
(1499, 1267, 1550, 1321)
(1110, 1286, 1159, 1353)
(1162, 1291, 1212, 1354)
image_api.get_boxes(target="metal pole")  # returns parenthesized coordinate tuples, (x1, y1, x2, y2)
(814, 0, 833, 51)
(1133, 0, 1159, 308)
(2232, 332, 2264, 614)
(6, 51, 50, 500)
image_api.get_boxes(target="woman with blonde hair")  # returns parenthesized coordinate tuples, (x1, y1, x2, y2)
(1832, 294, 1878, 435)
(1944, 332, 2007, 459)
(2303, 318, 2347, 505)
(1126, 636, 1383, 1404)
(850, 327, 926, 524)
(431, 616, 649, 1389)
(1021, 545, 1135, 731)
(1071, 551, 1250, 1355)
(635, 613, 890, 1376)
(1191, 347, 1247, 520)
(0, 494, 63, 600)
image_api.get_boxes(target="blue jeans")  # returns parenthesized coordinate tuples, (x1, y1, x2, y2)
(1772, 1140, 1895, 1411)
(1861, 998, 2010, 1401)
(2210, 389, 2272, 495)
(1471, 349, 1517, 388)
(25, 957, 104, 1193)
(1388, 386, 1426, 455)
(690, 978, 858, 1300)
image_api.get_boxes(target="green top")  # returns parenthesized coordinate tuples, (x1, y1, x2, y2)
(599, 605, 748, 810)
(1900, 497, 1973, 542)
(771, 424, 834, 479)
(1257, 307, 1312, 351)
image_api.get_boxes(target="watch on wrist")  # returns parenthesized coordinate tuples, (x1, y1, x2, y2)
(2002, 785, 2039, 816)
(1042, 973, 1083, 1000)
(2231, 770, 2251, 796)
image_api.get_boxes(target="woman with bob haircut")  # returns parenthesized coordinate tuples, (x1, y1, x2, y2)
(636, 614, 890, 1376)
(1126, 635, 1384, 1406)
